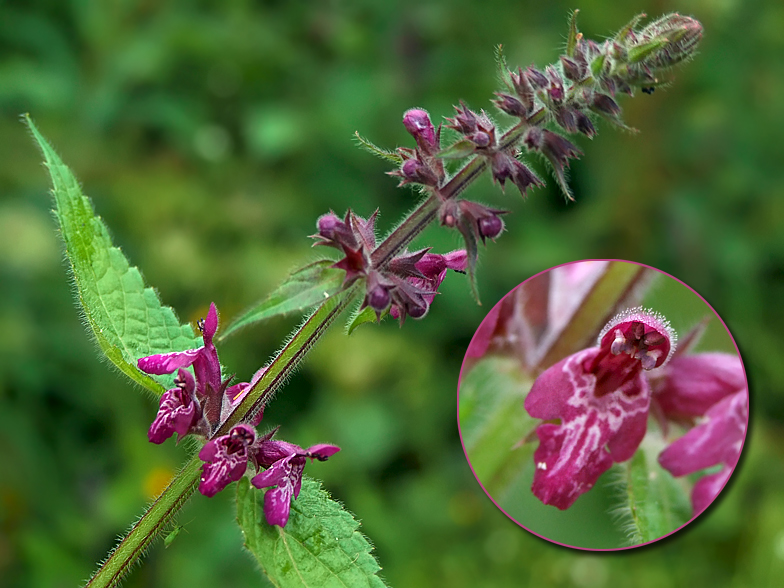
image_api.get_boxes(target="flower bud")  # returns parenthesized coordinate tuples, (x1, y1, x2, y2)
(400, 158, 439, 186)
(313, 211, 357, 250)
(510, 67, 535, 112)
(560, 56, 584, 82)
(446, 101, 478, 134)
(403, 108, 438, 154)
(468, 130, 492, 148)
(575, 111, 597, 138)
(367, 285, 391, 312)
(478, 215, 504, 240)
(555, 107, 578, 134)
(638, 13, 703, 68)
(592, 93, 621, 116)
(317, 212, 342, 237)
(493, 93, 528, 117)
(545, 66, 565, 103)
(457, 200, 509, 243)
(525, 66, 548, 88)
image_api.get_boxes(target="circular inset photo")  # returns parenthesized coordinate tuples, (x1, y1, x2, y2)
(458, 260, 749, 550)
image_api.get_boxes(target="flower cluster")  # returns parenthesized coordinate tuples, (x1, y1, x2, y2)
(524, 306, 747, 515)
(312, 208, 467, 323)
(137, 303, 339, 526)
(199, 424, 339, 527)
(373, 13, 702, 284)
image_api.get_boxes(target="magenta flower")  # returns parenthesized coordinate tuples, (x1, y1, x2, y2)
(251, 440, 341, 527)
(199, 424, 258, 497)
(654, 351, 748, 515)
(389, 249, 467, 322)
(525, 307, 676, 509)
(148, 368, 202, 444)
(653, 353, 745, 420)
(658, 389, 747, 515)
(139, 302, 230, 427)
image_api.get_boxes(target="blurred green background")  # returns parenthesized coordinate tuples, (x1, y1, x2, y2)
(1, 0, 782, 586)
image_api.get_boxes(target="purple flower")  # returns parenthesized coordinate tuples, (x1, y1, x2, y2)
(199, 424, 258, 497)
(658, 389, 747, 515)
(525, 307, 676, 509)
(251, 441, 341, 527)
(148, 368, 202, 444)
(389, 250, 467, 322)
(653, 353, 745, 420)
(653, 351, 748, 515)
(139, 302, 231, 431)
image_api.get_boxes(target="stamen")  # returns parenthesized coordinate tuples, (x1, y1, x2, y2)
(611, 330, 627, 355)
(639, 349, 661, 370)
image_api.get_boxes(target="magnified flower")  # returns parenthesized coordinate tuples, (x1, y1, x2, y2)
(525, 307, 676, 509)
(657, 370, 747, 515)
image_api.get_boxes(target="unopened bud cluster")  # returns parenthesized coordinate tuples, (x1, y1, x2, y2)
(379, 12, 701, 284)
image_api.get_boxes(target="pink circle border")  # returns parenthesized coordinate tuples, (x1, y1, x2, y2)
(455, 258, 751, 552)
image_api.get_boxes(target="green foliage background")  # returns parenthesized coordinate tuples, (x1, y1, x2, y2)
(0, 0, 781, 586)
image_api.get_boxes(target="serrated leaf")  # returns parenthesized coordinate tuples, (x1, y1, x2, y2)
(346, 305, 379, 335)
(459, 356, 538, 496)
(221, 260, 345, 340)
(611, 433, 692, 545)
(25, 115, 200, 395)
(237, 477, 388, 588)
(353, 131, 402, 164)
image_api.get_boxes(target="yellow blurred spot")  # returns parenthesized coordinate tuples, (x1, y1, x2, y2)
(144, 466, 175, 499)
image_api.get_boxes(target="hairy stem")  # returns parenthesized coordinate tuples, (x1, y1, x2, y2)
(85, 285, 360, 588)
(215, 285, 360, 435)
(85, 456, 201, 588)
(371, 119, 532, 267)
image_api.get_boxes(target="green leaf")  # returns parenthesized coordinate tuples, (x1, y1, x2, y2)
(494, 44, 513, 90)
(346, 305, 380, 335)
(236, 477, 388, 588)
(459, 356, 538, 496)
(565, 9, 580, 58)
(628, 38, 670, 64)
(435, 139, 476, 160)
(221, 260, 345, 340)
(614, 12, 647, 43)
(611, 431, 692, 545)
(590, 54, 606, 77)
(353, 131, 402, 164)
(456, 215, 480, 303)
(25, 115, 200, 395)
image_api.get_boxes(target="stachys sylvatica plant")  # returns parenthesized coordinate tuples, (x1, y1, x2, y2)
(26, 11, 701, 587)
